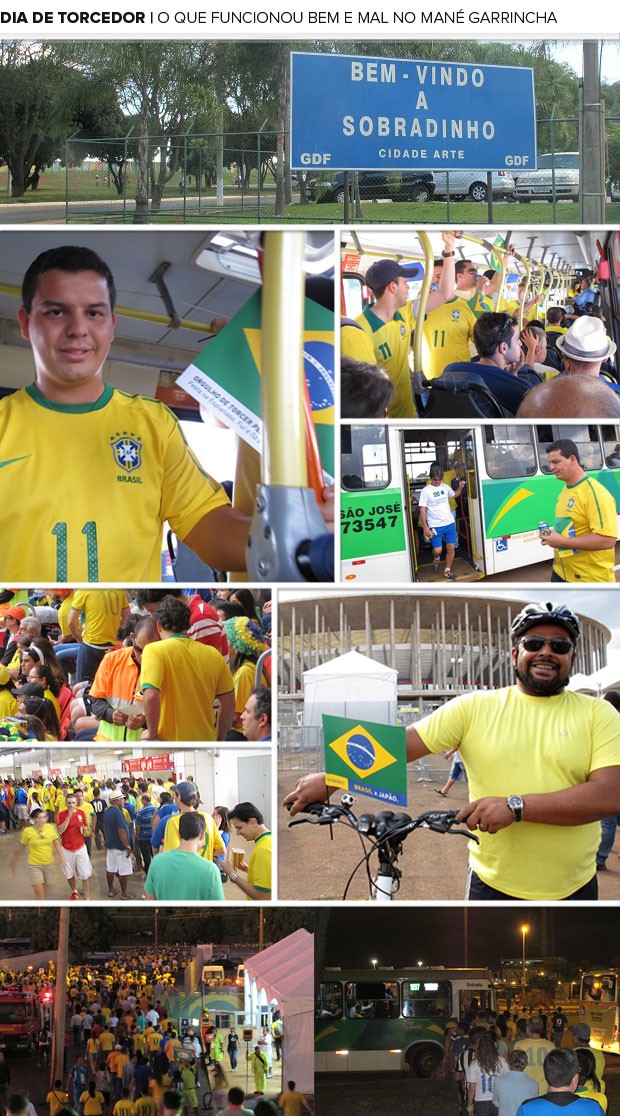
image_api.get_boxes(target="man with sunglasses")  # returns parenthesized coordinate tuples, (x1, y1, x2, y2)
(350, 232, 457, 417)
(422, 260, 478, 379)
(437, 311, 532, 416)
(540, 439, 617, 583)
(284, 602, 620, 901)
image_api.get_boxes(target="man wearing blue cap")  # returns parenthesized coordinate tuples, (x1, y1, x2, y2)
(352, 232, 457, 417)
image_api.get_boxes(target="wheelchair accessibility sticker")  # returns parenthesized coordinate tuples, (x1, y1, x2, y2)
(495, 538, 509, 552)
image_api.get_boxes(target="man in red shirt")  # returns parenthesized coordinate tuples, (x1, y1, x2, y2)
(57, 792, 92, 900)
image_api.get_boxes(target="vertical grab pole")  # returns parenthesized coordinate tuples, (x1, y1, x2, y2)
(261, 230, 307, 488)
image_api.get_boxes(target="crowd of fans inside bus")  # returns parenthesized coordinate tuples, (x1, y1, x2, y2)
(0, 589, 271, 745)
(342, 251, 620, 420)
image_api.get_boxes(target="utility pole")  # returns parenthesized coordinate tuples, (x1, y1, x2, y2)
(52, 909, 69, 1087)
(580, 41, 606, 223)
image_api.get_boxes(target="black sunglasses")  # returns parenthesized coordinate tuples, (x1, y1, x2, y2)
(518, 636, 574, 655)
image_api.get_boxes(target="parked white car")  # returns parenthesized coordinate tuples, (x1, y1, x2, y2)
(431, 168, 516, 202)
(514, 152, 580, 202)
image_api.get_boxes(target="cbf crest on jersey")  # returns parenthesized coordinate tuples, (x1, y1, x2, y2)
(451, 309, 461, 320)
(110, 432, 143, 474)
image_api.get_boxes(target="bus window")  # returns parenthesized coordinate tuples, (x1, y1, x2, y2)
(483, 426, 536, 479)
(345, 981, 400, 1019)
(458, 989, 495, 1017)
(601, 425, 620, 466)
(582, 974, 617, 1002)
(342, 274, 364, 319)
(341, 426, 391, 492)
(316, 982, 343, 1019)
(537, 425, 602, 472)
(402, 980, 451, 1019)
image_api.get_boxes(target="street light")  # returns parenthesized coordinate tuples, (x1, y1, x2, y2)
(371, 959, 378, 969)
(521, 924, 530, 989)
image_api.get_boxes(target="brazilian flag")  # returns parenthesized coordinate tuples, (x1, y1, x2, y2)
(323, 714, 407, 806)
(178, 290, 334, 476)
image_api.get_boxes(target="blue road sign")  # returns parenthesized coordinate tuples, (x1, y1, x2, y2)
(291, 52, 537, 173)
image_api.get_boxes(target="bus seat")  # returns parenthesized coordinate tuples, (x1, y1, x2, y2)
(421, 377, 508, 419)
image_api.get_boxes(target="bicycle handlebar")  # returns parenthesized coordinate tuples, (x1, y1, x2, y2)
(288, 796, 479, 844)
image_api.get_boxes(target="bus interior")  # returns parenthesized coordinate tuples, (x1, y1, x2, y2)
(341, 228, 620, 417)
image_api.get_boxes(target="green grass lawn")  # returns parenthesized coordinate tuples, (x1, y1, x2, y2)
(3, 167, 619, 224)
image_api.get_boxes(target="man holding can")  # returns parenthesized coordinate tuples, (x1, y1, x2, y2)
(539, 438, 617, 582)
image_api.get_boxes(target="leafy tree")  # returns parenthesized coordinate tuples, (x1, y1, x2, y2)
(0, 43, 75, 197)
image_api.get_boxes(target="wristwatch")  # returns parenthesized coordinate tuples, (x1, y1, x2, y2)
(229, 871, 238, 882)
(442, 250, 455, 258)
(506, 795, 524, 822)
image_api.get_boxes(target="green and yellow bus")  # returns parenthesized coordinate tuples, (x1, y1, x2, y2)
(316, 965, 496, 1076)
(341, 422, 620, 582)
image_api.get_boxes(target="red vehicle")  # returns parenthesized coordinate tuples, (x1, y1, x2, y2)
(0, 990, 39, 1052)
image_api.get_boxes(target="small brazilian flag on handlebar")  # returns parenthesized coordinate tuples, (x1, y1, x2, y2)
(323, 714, 407, 806)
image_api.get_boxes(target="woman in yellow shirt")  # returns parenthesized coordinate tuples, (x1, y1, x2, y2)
(10, 808, 66, 899)
(79, 1082, 106, 1116)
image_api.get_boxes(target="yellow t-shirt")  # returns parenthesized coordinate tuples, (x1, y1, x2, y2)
(233, 660, 257, 733)
(162, 811, 225, 861)
(135, 1098, 157, 1116)
(415, 687, 620, 899)
(47, 1090, 69, 1116)
(278, 1091, 308, 1116)
(355, 306, 417, 418)
(78, 800, 94, 837)
(248, 831, 271, 896)
(71, 590, 129, 645)
(513, 1037, 556, 1092)
(58, 592, 76, 637)
(552, 476, 617, 583)
(0, 385, 230, 581)
(80, 1092, 105, 1116)
(141, 636, 233, 741)
(422, 297, 476, 379)
(20, 823, 59, 865)
(99, 1030, 115, 1053)
(340, 321, 377, 364)
(114, 1101, 136, 1116)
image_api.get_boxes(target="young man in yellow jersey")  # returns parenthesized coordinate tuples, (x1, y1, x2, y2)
(437, 311, 532, 416)
(140, 597, 234, 742)
(0, 246, 250, 582)
(284, 602, 620, 903)
(350, 232, 457, 417)
(540, 439, 617, 582)
(220, 801, 271, 901)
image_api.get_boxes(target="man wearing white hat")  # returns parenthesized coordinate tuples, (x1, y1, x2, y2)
(556, 314, 618, 382)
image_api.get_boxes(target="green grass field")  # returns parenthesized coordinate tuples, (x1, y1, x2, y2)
(2, 168, 619, 224)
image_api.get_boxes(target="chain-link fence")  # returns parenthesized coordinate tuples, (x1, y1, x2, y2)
(61, 116, 620, 223)
(64, 129, 302, 223)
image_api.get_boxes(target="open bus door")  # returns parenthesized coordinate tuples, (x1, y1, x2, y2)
(402, 427, 484, 583)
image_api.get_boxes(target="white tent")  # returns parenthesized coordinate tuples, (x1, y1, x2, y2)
(303, 650, 398, 727)
(244, 929, 314, 1094)
(569, 664, 620, 695)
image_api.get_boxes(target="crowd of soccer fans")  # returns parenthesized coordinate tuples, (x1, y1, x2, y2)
(0, 589, 271, 745)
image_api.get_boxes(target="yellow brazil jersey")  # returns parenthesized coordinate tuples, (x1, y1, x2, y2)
(135, 1098, 157, 1116)
(340, 321, 376, 364)
(20, 823, 59, 865)
(162, 810, 225, 861)
(422, 298, 476, 379)
(553, 476, 617, 583)
(57, 592, 76, 637)
(113, 1102, 135, 1116)
(415, 686, 620, 900)
(248, 831, 271, 896)
(79, 799, 94, 837)
(0, 385, 230, 582)
(355, 306, 417, 418)
(140, 636, 234, 741)
(503, 297, 539, 324)
(71, 590, 129, 645)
